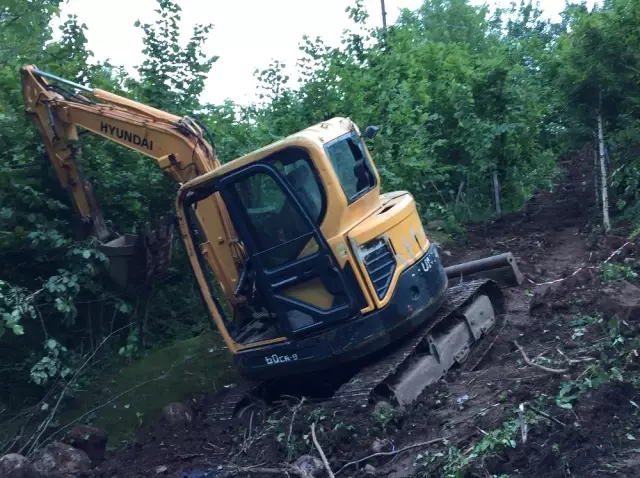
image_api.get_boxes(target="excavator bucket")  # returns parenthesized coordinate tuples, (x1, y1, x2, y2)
(444, 252, 524, 287)
(99, 216, 174, 289)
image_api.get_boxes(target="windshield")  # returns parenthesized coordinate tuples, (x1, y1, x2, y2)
(324, 132, 376, 202)
(223, 146, 325, 270)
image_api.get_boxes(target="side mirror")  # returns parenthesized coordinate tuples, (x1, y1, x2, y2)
(362, 125, 379, 139)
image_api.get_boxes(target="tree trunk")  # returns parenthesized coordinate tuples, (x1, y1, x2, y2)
(492, 171, 502, 215)
(597, 111, 611, 232)
(592, 138, 600, 212)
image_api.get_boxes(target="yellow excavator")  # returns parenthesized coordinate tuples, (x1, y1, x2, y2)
(20, 65, 522, 417)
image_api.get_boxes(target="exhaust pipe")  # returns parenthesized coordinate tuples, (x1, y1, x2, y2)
(444, 252, 523, 287)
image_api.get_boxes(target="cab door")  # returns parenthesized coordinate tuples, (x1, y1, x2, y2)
(219, 162, 357, 336)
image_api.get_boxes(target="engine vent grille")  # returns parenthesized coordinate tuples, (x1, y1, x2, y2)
(362, 238, 396, 299)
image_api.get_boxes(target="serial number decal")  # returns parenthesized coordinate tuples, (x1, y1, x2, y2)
(265, 353, 299, 365)
(419, 250, 437, 273)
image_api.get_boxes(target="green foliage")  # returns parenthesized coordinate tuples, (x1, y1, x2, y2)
(0, 0, 214, 412)
(600, 262, 638, 283)
(3, 0, 640, 434)
(129, 0, 217, 114)
(250, 0, 559, 226)
(415, 414, 521, 477)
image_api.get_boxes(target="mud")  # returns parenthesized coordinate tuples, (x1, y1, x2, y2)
(94, 147, 640, 478)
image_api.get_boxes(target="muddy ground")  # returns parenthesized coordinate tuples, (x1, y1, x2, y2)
(95, 148, 640, 478)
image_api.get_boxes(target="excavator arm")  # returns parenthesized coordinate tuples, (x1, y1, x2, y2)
(20, 65, 242, 299)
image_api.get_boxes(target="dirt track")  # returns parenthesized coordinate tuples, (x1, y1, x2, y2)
(95, 148, 640, 478)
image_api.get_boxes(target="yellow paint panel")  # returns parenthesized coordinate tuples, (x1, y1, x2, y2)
(283, 277, 334, 310)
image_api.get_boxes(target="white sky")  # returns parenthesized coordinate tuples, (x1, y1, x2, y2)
(53, 0, 596, 105)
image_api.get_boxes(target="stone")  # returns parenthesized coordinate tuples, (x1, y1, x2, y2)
(371, 438, 392, 454)
(294, 455, 324, 478)
(426, 219, 447, 230)
(155, 465, 168, 474)
(597, 281, 640, 321)
(364, 464, 376, 474)
(0, 453, 40, 478)
(64, 425, 108, 461)
(161, 402, 193, 426)
(31, 442, 91, 478)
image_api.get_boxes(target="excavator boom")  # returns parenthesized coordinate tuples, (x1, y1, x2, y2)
(20, 65, 242, 298)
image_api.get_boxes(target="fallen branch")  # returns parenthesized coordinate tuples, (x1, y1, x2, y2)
(311, 422, 335, 478)
(453, 403, 501, 427)
(23, 323, 134, 456)
(37, 356, 188, 452)
(514, 341, 568, 374)
(603, 241, 633, 263)
(226, 465, 311, 477)
(556, 348, 595, 365)
(526, 403, 566, 428)
(335, 437, 447, 475)
(518, 403, 528, 444)
(287, 397, 306, 463)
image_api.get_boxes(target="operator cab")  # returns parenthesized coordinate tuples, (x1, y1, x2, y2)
(181, 118, 379, 347)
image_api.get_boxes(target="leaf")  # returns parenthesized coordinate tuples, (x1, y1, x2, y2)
(82, 250, 91, 259)
(11, 324, 24, 335)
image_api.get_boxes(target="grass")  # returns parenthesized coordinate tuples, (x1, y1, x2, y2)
(56, 331, 237, 447)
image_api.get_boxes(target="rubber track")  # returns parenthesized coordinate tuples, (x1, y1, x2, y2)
(330, 279, 498, 408)
(208, 381, 259, 421)
(208, 279, 501, 420)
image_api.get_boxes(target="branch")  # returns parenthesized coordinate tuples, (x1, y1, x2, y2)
(23, 323, 134, 456)
(40, 356, 188, 450)
(225, 465, 310, 478)
(514, 341, 568, 375)
(287, 397, 305, 463)
(311, 422, 335, 478)
(526, 403, 566, 428)
(335, 437, 447, 475)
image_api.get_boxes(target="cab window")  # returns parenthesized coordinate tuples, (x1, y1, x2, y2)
(325, 132, 376, 202)
(231, 147, 325, 269)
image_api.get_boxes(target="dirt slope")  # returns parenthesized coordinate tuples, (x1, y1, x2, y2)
(95, 148, 640, 478)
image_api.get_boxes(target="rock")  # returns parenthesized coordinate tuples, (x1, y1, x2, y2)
(597, 281, 640, 321)
(371, 438, 392, 454)
(155, 465, 168, 474)
(161, 402, 193, 426)
(64, 425, 108, 461)
(364, 464, 376, 475)
(0, 453, 40, 478)
(31, 442, 91, 478)
(426, 220, 447, 231)
(294, 455, 324, 478)
(533, 265, 543, 275)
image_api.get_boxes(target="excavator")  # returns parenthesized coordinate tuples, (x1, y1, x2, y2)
(20, 65, 523, 418)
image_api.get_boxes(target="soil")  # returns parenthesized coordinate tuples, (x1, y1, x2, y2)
(93, 147, 640, 478)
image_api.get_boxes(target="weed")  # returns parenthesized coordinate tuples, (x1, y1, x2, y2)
(372, 401, 397, 432)
(600, 262, 638, 283)
(416, 412, 522, 478)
